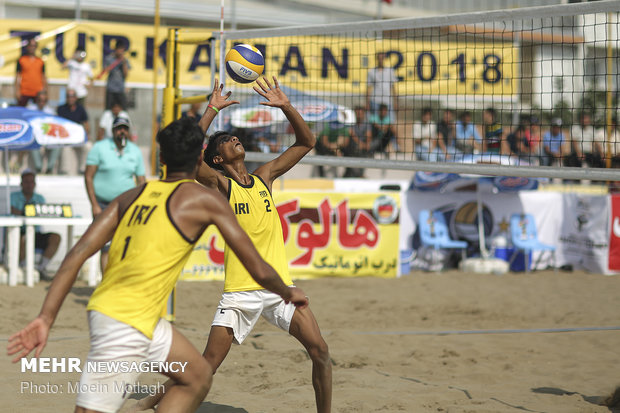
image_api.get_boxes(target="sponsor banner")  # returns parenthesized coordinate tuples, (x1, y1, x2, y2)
(1, 19, 517, 95)
(401, 189, 613, 273)
(610, 195, 620, 271)
(180, 192, 400, 281)
(556, 194, 610, 274)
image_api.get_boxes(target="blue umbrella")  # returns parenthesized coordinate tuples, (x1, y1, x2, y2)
(0, 106, 86, 212)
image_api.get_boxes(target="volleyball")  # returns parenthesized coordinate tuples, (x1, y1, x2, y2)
(225, 44, 264, 84)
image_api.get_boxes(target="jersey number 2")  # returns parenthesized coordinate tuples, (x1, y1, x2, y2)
(264, 199, 272, 212)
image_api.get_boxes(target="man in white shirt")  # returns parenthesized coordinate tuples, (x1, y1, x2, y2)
(567, 112, 603, 168)
(366, 52, 398, 119)
(412, 107, 445, 161)
(62, 47, 93, 106)
(97, 102, 130, 141)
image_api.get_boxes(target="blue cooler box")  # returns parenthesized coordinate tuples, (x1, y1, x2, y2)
(494, 247, 531, 272)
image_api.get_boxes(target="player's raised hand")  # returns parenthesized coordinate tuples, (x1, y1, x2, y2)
(209, 78, 239, 111)
(254, 76, 291, 108)
(7, 317, 50, 363)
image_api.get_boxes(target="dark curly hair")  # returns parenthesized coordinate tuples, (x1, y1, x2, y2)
(203, 131, 233, 171)
(157, 117, 204, 173)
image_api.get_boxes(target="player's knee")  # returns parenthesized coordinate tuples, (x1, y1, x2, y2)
(307, 339, 330, 364)
(187, 358, 213, 396)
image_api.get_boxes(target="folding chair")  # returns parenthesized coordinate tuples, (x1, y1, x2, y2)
(419, 209, 467, 270)
(509, 213, 556, 272)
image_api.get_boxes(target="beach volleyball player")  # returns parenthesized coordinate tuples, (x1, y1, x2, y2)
(7, 116, 309, 413)
(134, 77, 332, 413)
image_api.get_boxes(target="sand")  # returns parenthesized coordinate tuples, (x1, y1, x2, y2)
(2, 270, 619, 413)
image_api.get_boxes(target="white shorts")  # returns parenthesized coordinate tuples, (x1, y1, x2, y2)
(76, 311, 173, 413)
(212, 289, 297, 344)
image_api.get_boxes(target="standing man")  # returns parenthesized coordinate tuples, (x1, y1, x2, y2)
(27, 90, 59, 174)
(366, 51, 398, 118)
(62, 47, 93, 106)
(102, 41, 131, 110)
(135, 78, 332, 413)
(10, 169, 61, 281)
(57, 89, 90, 174)
(85, 117, 145, 270)
(15, 38, 47, 107)
(8, 117, 308, 413)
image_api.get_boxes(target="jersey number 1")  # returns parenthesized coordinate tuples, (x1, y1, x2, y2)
(121, 236, 131, 260)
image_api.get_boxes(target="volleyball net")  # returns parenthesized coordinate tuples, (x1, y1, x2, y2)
(167, 1, 620, 181)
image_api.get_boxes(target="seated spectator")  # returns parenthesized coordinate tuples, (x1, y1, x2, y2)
(315, 121, 350, 177)
(455, 111, 482, 154)
(343, 106, 373, 177)
(181, 101, 202, 123)
(541, 118, 567, 166)
(27, 90, 60, 174)
(58, 89, 90, 174)
(412, 107, 445, 161)
(482, 107, 506, 154)
(97, 102, 130, 141)
(566, 112, 604, 168)
(369, 103, 398, 154)
(437, 109, 456, 159)
(10, 169, 60, 281)
(506, 125, 530, 163)
(603, 116, 620, 168)
(524, 115, 542, 160)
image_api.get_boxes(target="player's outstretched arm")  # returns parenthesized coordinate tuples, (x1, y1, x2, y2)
(197, 78, 239, 191)
(7, 190, 135, 363)
(207, 190, 308, 307)
(252, 76, 316, 186)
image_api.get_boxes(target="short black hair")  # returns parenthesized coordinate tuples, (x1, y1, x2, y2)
(204, 131, 232, 171)
(157, 117, 204, 173)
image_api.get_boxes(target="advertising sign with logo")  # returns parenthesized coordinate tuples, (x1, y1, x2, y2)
(180, 192, 400, 281)
(608, 195, 620, 271)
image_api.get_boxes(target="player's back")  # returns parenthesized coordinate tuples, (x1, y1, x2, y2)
(223, 174, 292, 292)
(87, 179, 196, 338)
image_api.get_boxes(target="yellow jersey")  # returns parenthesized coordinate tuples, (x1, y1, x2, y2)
(224, 174, 292, 292)
(87, 179, 197, 338)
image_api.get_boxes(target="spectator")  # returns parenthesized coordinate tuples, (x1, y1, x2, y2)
(10, 169, 60, 281)
(455, 111, 482, 154)
(181, 101, 202, 123)
(566, 112, 604, 168)
(412, 107, 445, 161)
(603, 116, 620, 168)
(541, 118, 567, 166)
(506, 125, 530, 163)
(366, 52, 398, 118)
(437, 109, 456, 158)
(62, 47, 93, 106)
(102, 40, 131, 109)
(315, 121, 350, 177)
(15, 38, 47, 107)
(84, 117, 146, 270)
(27, 90, 60, 174)
(370, 103, 398, 154)
(57, 89, 90, 174)
(524, 115, 542, 160)
(343, 106, 373, 177)
(482, 107, 506, 154)
(97, 102, 130, 141)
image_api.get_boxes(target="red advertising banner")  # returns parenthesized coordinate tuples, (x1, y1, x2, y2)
(609, 195, 620, 271)
(180, 192, 400, 280)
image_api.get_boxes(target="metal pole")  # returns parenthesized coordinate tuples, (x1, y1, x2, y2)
(150, 0, 161, 176)
(75, 0, 81, 21)
(605, 12, 613, 169)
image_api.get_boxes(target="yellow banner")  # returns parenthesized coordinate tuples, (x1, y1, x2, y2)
(180, 192, 400, 281)
(0, 19, 516, 96)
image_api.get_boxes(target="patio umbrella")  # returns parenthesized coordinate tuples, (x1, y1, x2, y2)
(0, 106, 86, 212)
(229, 85, 354, 128)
